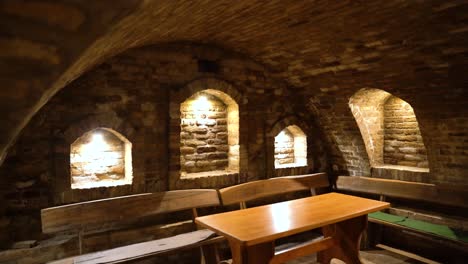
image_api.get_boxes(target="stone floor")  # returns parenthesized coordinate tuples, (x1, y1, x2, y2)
(284, 250, 425, 264)
(220, 249, 427, 264)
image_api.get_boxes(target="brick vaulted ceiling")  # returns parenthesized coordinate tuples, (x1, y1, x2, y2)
(0, 0, 467, 165)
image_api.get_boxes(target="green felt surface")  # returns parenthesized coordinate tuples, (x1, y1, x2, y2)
(369, 211, 406, 222)
(369, 211, 468, 243)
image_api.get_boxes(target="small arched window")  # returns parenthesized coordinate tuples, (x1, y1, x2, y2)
(180, 89, 239, 177)
(70, 128, 133, 189)
(274, 125, 307, 168)
(349, 88, 428, 169)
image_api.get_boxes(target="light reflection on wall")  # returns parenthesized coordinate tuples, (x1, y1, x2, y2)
(192, 95, 211, 125)
(193, 96, 210, 111)
(274, 125, 307, 168)
(270, 202, 292, 232)
(70, 128, 133, 189)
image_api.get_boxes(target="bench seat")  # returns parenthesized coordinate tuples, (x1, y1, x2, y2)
(41, 189, 223, 264)
(49, 229, 218, 264)
(369, 212, 468, 244)
(336, 175, 468, 262)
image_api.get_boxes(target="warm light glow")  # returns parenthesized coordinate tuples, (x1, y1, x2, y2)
(193, 95, 211, 111)
(92, 133, 103, 143)
(270, 202, 291, 232)
(71, 129, 133, 189)
(83, 133, 108, 154)
(275, 131, 291, 149)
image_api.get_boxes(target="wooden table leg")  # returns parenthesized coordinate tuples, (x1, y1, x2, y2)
(317, 215, 367, 264)
(228, 239, 274, 264)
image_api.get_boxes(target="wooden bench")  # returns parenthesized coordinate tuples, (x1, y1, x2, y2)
(217, 173, 331, 263)
(219, 173, 330, 209)
(41, 189, 224, 264)
(336, 176, 468, 262)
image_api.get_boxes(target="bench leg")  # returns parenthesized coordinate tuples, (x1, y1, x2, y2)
(201, 244, 220, 264)
(317, 215, 367, 264)
(366, 222, 383, 248)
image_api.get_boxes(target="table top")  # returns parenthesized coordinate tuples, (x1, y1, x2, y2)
(196, 192, 389, 246)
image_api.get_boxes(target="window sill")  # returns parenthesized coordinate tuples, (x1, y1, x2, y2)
(181, 170, 238, 179)
(71, 180, 132, 189)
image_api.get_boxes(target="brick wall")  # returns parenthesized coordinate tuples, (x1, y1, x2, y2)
(0, 43, 326, 247)
(384, 96, 428, 168)
(180, 95, 229, 173)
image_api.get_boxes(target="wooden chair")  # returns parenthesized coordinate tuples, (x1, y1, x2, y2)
(41, 189, 223, 264)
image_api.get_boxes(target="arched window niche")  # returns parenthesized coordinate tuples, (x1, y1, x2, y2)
(70, 128, 133, 189)
(180, 89, 239, 178)
(274, 125, 307, 168)
(349, 88, 429, 171)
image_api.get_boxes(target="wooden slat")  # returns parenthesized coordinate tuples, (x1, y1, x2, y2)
(48, 231, 225, 264)
(41, 189, 220, 234)
(336, 176, 468, 208)
(375, 244, 441, 264)
(270, 236, 335, 264)
(219, 173, 329, 206)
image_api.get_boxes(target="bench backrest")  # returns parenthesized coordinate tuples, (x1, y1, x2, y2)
(219, 173, 329, 208)
(336, 176, 468, 209)
(41, 189, 220, 234)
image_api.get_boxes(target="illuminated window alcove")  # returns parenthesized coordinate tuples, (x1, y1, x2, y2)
(180, 89, 239, 178)
(70, 128, 133, 189)
(274, 125, 307, 168)
(349, 88, 428, 170)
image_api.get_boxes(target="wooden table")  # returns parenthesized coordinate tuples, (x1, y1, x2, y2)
(196, 192, 390, 264)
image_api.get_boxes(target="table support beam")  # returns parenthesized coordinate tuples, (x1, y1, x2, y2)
(270, 236, 336, 264)
(229, 239, 274, 264)
(317, 215, 367, 264)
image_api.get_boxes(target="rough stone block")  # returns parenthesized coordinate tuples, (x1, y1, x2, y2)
(184, 139, 206, 147)
(180, 147, 195, 155)
(216, 132, 228, 140)
(196, 146, 217, 153)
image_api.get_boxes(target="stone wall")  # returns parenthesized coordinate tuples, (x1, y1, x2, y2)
(0, 43, 327, 248)
(384, 96, 428, 168)
(180, 95, 229, 173)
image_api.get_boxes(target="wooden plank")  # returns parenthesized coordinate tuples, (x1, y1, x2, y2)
(336, 176, 468, 208)
(375, 244, 441, 264)
(48, 231, 224, 264)
(270, 236, 335, 264)
(42, 189, 220, 234)
(219, 173, 329, 206)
